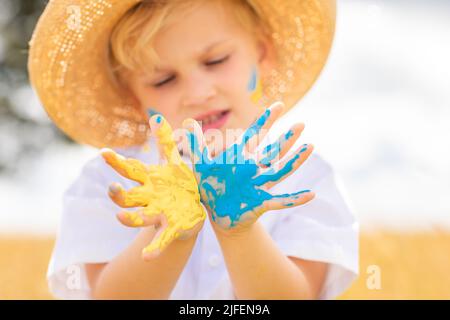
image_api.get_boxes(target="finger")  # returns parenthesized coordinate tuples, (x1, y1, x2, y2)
(182, 118, 211, 165)
(101, 148, 149, 184)
(180, 210, 206, 233)
(116, 208, 162, 228)
(240, 101, 285, 155)
(257, 122, 305, 168)
(142, 220, 178, 260)
(108, 182, 152, 208)
(264, 190, 315, 211)
(149, 115, 183, 165)
(177, 218, 205, 240)
(254, 144, 314, 189)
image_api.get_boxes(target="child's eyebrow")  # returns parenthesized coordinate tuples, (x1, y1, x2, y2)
(199, 38, 233, 56)
(153, 38, 233, 73)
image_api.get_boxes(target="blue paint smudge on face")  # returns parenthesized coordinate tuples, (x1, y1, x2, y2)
(247, 66, 258, 92)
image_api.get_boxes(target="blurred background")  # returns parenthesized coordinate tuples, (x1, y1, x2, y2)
(0, 0, 449, 299)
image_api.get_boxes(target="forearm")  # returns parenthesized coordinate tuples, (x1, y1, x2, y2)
(213, 221, 315, 300)
(91, 226, 197, 299)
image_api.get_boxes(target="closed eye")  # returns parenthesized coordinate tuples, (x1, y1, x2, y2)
(205, 55, 229, 66)
(153, 75, 175, 88)
(152, 55, 230, 88)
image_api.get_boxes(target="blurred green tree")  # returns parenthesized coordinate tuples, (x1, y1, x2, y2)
(0, 0, 74, 174)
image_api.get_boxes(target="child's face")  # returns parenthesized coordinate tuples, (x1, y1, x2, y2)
(126, 1, 273, 147)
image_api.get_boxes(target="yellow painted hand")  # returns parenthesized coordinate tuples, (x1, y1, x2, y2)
(101, 115, 206, 260)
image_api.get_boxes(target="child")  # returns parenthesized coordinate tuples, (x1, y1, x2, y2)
(28, 0, 358, 299)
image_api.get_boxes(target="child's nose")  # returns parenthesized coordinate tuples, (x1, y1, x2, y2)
(181, 74, 217, 108)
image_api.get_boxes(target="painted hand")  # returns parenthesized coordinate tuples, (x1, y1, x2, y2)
(101, 115, 206, 260)
(183, 101, 315, 234)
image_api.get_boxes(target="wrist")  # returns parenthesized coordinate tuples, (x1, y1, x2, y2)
(211, 219, 257, 240)
(176, 219, 205, 240)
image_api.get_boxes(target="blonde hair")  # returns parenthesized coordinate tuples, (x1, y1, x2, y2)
(108, 0, 271, 86)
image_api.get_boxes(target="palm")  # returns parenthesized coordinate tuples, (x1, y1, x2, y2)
(194, 157, 275, 229)
(102, 116, 205, 260)
(184, 102, 315, 231)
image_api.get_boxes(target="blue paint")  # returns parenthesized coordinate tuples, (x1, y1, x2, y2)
(156, 115, 162, 123)
(247, 66, 258, 92)
(254, 153, 300, 186)
(255, 145, 308, 185)
(186, 109, 312, 228)
(273, 189, 311, 207)
(187, 131, 213, 165)
(146, 108, 161, 118)
(285, 203, 294, 207)
(260, 129, 295, 166)
(242, 108, 271, 142)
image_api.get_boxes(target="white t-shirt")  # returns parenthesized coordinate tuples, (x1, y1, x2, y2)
(47, 137, 359, 300)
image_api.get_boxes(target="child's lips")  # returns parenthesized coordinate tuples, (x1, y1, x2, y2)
(196, 109, 231, 133)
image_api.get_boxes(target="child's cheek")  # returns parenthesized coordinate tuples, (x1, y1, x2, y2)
(219, 57, 253, 99)
(247, 65, 263, 104)
(147, 97, 181, 128)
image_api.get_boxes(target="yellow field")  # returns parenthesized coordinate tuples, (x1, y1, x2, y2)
(339, 228, 450, 299)
(1, 230, 450, 299)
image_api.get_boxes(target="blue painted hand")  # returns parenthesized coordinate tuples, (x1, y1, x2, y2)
(183, 101, 315, 234)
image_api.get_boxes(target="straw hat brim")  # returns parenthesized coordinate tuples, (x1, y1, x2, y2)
(28, 0, 336, 149)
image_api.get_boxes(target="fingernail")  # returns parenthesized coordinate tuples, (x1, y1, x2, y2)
(272, 101, 284, 110)
(109, 183, 120, 193)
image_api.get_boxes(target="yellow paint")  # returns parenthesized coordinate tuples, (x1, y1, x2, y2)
(250, 76, 263, 104)
(103, 117, 205, 257)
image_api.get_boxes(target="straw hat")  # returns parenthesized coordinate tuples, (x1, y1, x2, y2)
(28, 0, 336, 149)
